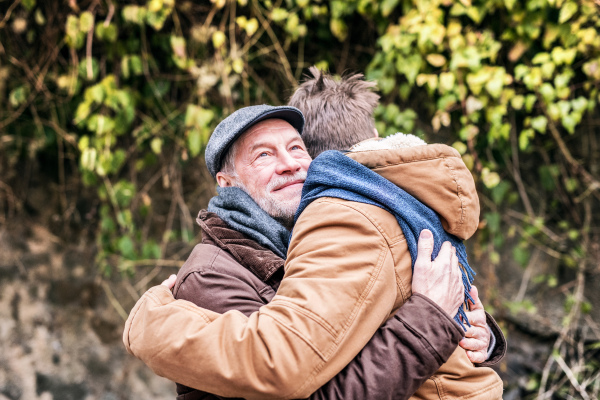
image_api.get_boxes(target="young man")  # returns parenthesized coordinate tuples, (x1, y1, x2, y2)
(124, 71, 505, 399)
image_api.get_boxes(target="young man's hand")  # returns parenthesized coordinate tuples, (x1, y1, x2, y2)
(459, 286, 491, 364)
(161, 274, 177, 290)
(412, 229, 464, 317)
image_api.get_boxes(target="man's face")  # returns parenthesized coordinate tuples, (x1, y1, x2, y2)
(218, 119, 312, 223)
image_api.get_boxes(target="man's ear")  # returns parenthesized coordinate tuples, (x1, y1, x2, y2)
(373, 127, 379, 138)
(216, 172, 234, 187)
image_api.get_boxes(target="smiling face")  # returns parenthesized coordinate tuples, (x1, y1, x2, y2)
(216, 119, 312, 227)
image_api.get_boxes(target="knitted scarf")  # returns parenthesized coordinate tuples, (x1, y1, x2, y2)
(208, 187, 290, 259)
(295, 150, 475, 328)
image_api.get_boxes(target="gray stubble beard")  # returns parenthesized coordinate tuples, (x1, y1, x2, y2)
(232, 171, 307, 229)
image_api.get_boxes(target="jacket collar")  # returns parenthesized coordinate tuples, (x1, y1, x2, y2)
(196, 210, 284, 287)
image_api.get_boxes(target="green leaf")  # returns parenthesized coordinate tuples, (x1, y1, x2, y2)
(530, 115, 548, 133)
(491, 181, 511, 203)
(79, 11, 94, 32)
(452, 141, 467, 155)
(114, 180, 136, 208)
(426, 54, 447, 67)
(118, 236, 136, 259)
(150, 137, 163, 154)
(571, 97, 587, 113)
(271, 8, 289, 22)
(142, 241, 162, 259)
(377, 76, 396, 94)
(74, 102, 91, 123)
(22, 0, 36, 11)
(539, 165, 558, 190)
(34, 9, 46, 25)
(558, 1, 578, 24)
(188, 128, 202, 157)
(245, 18, 259, 36)
(330, 18, 348, 41)
(9, 86, 29, 108)
(561, 114, 576, 134)
(532, 52, 550, 65)
(78, 58, 100, 81)
(519, 128, 535, 150)
(482, 167, 501, 188)
(122, 5, 147, 25)
(381, 0, 400, 16)
(485, 212, 501, 233)
(513, 246, 530, 267)
(212, 31, 226, 48)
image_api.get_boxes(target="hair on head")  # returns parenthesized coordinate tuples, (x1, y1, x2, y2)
(288, 66, 380, 158)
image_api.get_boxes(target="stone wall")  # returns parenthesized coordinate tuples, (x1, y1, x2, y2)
(0, 223, 173, 400)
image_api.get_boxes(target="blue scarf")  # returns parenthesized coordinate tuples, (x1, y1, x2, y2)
(295, 150, 475, 328)
(208, 187, 290, 259)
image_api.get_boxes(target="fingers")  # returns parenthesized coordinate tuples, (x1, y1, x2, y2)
(468, 286, 484, 310)
(459, 337, 488, 352)
(414, 230, 434, 271)
(466, 350, 487, 364)
(463, 309, 487, 327)
(161, 274, 177, 290)
(437, 241, 453, 261)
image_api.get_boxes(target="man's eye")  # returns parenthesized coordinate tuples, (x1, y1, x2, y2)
(259, 152, 268, 157)
(291, 145, 301, 150)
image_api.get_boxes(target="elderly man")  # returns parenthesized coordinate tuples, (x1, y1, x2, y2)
(125, 75, 504, 399)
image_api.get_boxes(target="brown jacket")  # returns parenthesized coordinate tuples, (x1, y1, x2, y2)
(124, 144, 505, 399)
(172, 211, 470, 400)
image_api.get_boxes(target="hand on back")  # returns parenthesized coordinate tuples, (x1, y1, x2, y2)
(412, 229, 464, 317)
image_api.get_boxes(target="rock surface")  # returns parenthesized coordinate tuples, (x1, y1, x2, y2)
(0, 223, 174, 400)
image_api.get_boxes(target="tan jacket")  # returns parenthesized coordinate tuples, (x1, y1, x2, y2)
(124, 143, 503, 399)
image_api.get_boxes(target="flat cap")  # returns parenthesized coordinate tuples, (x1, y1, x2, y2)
(205, 105, 305, 178)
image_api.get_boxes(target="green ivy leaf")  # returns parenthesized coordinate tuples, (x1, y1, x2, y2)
(118, 235, 136, 259)
(188, 128, 202, 157)
(79, 11, 95, 32)
(558, 1, 578, 24)
(271, 8, 289, 22)
(530, 115, 548, 133)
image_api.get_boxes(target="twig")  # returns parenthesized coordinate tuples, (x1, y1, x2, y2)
(124, 280, 140, 302)
(86, 19, 95, 80)
(134, 265, 162, 291)
(251, 0, 296, 86)
(121, 259, 184, 268)
(509, 221, 564, 260)
(246, 65, 280, 104)
(514, 248, 539, 302)
(510, 114, 535, 218)
(505, 209, 563, 244)
(104, 0, 115, 27)
(544, 109, 600, 192)
(0, 0, 22, 29)
(101, 281, 128, 321)
(555, 354, 591, 400)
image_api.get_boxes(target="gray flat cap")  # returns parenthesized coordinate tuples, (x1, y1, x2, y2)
(205, 105, 305, 178)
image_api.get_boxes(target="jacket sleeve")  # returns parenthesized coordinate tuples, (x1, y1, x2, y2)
(124, 200, 399, 400)
(310, 293, 464, 400)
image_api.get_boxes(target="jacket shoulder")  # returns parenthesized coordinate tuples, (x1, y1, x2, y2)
(173, 243, 275, 315)
(306, 197, 405, 246)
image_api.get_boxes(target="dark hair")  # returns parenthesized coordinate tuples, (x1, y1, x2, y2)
(288, 66, 380, 158)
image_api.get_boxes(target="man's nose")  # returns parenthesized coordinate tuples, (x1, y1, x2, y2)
(275, 150, 302, 174)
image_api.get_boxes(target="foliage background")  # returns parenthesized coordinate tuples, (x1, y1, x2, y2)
(0, 0, 599, 398)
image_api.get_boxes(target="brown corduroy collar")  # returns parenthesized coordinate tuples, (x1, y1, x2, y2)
(196, 210, 284, 289)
